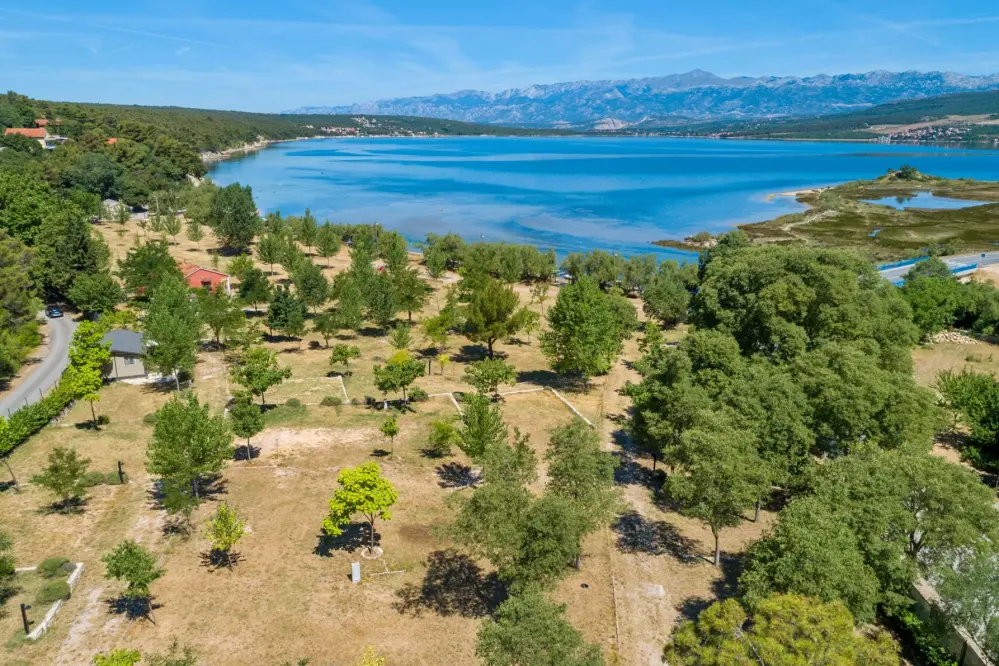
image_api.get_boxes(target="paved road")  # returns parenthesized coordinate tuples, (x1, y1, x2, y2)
(0, 314, 77, 417)
(879, 251, 999, 284)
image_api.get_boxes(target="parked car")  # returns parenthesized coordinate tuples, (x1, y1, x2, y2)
(45, 305, 63, 318)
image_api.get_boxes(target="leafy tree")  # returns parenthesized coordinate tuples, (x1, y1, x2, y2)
(102, 539, 164, 604)
(315, 224, 342, 266)
(312, 312, 339, 348)
(464, 277, 528, 359)
(379, 231, 409, 273)
(31, 447, 91, 507)
(372, 350, 425, 404)
(162, 210, 182, 244)
(323, 462, 398, 552)
(68, 272, 123, 316)
(902, 274, 964, 337)
(427, 418, 460, 457)
(511, 494, 586, 589)
(67, 321, 112, 427)
(366, 270, 399, 330)
(330, 343, 361, 373)
(739, 496, 880, 623)
(393, 266, 432, 322)
(294, 209, 319, 254)
(476, 592, 604, 666)
(541, 276, 623, 382)
(229, 391, 264, 463)
(230, 346, 291, 406)
(380, 415, 400, 453)
(35, 206, 111, 301)
(118, 239, 182, 298)
(425, 247, 447, 281)
(208, 183, 259, 252)
(237, 266, 271, 313)
(389, 323, 412, 350)
(664, 595, 899, 666)
(255, 233, 284, 275)
(147, 391, 234, 501)
(643, 264, 690, 327)
(267, 285, 307, 343)
(293, 260, 329, 314)
(204, 502, 246, 567)
(481, 427, 538, 487)
(935, 549, 999, 662)
(227, 254, 255, 280)
(196, 287, 244, 345)
(0, 530, 15, 605)
(449, 480, 533, 575)
(185, 218, 204, 248)
(333, 275, 365, 334)
(457, 393, 508, 464)
(464, 358, 517, 397)
(144, 276, 201, 390)
(668, 418, 770, 566)
(93, 649, 142, 666)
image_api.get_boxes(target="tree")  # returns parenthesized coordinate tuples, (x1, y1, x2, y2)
(230, 346, 291, 406)
(330, 343, 361, 373)
(185, 218, 204, 249)
(144, 277, 201, 390)
(0, 530, 15, 604)
(425, 247, 447, 281)
(902, 274, 964, 336)
(464, 358, 517, 397)
(93, 649, 142, 666)
(380, 415, 400, 453)
(476, 593, 604, 666)
(541, 276, 623, 382)
(162, 210, 182, 244)
(102, 539, 164, 606)
(643, 265, 690, 327)
(67, 321, 112, 427)
(267, 285, 307, 343)
(323, 462, 398, 553)
(255, 233, 284, 275)
(449, 480, 533, 575)
(237, 266, 271, 313)
(389, 323, 412, 351)
(35, 208, 110, 301)
(668, 419, 770, 566)
(293, 260, 329, 314)
(147, 391, 234, 501)
(393, 266, 432, 322)
(739, 497, 880, 623)
(117, 239, 183, 298)
(204, 502, 246, 567)
(457, 393, 508, 464)
(313, 313, 339, 348)
(229, 391, 264, 463)
(31, 447, 91, 508)
(65, 362, 105, 429)
(68, 272, 123, 316)
(935, 549, 999, 663)
(333, 275, 365, 334)
(464, 278, 528, 358)
(294, 210, 319, 254)
(372, 350, 425, 405)
(545, 418, 617, 567)
(427, 418, 460, 457)
(196, 287, 244, 346)
(316, 224, 342, 266)
(366, 270, 399, 330)
(664, 595, 899, 666)
(511, 494, 586, 589)
(208, 183, 259, 252)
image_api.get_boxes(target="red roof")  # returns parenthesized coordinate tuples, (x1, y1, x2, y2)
(5, 128, 46, 138)
(106, 137, 118, 145)
(35, 119, 49, 127)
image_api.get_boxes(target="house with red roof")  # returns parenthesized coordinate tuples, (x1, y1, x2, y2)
(5, 127, 47, 144)
(179, 263, 231, 294)
(35, 119, 49, 127)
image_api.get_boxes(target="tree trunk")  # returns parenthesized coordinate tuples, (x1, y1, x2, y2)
(754, 498, 761, 523)
(90, 401, 98, 429)
(712, 528, 721, 567)
(574, 553, 581, 570)
(246, 439, 252, 464)
(370, 519, 376, 550)
(260, 392, 266, 407)
(174, 373, 181, 391)
(408, 310, 413, 323)
(192, 477, 200, 501)
(651, 452, 657, 472)
(487, 339, 495, 359)
(2, 459, 18, 492)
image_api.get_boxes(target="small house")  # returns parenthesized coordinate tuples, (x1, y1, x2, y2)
(179, 263, 232, 294)
(102, 330, 146, 380)
(4, 127, 47, 147)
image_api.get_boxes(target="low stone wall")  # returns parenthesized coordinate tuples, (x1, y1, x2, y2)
(911, 579, 993, 666)
(22, 562, 85, 640)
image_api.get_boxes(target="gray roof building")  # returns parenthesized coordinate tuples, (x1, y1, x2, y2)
(102, 329, 144, 356)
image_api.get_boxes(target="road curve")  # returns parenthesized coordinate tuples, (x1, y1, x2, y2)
(0, 314, 78, 418)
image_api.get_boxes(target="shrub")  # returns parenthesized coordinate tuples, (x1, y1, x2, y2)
(426, 419, 460, 457)
(285, 398, 302, 408)
(142, 412, 157, 426)
(39, 557, 71, 578)
(96, 414, 111, 426)
(82, 471, 106, 487)
(409, 387, 429, 402)
(105, 470, 128, 485)
(0, 382, 75, 460)
(320, 395, 342, 407)
(36, 579, 71, 604)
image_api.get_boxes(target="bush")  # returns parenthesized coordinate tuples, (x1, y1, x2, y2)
(96, 414, 111, 426)
(36, 579, 71, 604)
(82, 471, 106, 487)
(0, 382, 75, 460)
(38, 557, 71, 578)
(285, 398, 302, 408)
(426, 419, 459, 458)
(320, 395, 342, 407)
(142, 412, 157, 426)
(104, 470, 128, 485)
(408, 387, 429, 402)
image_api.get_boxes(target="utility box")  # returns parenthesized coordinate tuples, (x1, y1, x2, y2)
(351, 562, 361, 584)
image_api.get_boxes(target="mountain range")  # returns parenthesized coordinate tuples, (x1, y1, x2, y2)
(290, 70, 999, 129)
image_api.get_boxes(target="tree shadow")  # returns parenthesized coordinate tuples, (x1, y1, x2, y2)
(612, 511, 699, 563)
(38, 496, 88, 515)
(314, 524, 379, 556)
(357, 326, 387, 338)
(677, 596, 714, 621)
(514, 369, 565, 389)
(436, 462, 480, 489)
(611, 450, 664, 491)
(394, 549, 507, 618)
(451, 345, 489, 364)
(0, 479, 16, 494)
(105, 595, 161, 621)
(146, 474, 228, 511)
(233, 445, 261, 462)
(370, 449, 391, 458)
(199, 549, 243, 571)
(712, 555, 743, 600)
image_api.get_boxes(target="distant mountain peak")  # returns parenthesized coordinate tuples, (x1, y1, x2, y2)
(289, 70, 999, 130)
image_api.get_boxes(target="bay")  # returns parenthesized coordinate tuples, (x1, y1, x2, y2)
(209, 137, 999, 260)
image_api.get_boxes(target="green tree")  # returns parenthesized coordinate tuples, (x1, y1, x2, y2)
(294, 209, 319, 254)
(664, 595, 899, 666)
(31, 447, 91, 508)
(511, 494, 586, 589)
(449, 480, 532, 575)
(102, 539, 164, 608)
(93, 649, 142, 666)
(204, 502, 246, 568)
(668, 418, 770, 566)
(293, 260, 329, 314)
(457, 393, 508, 464)
(902, 274, 964, 337)
(0, 530, 15, 605)
(333, 276, 364, 334)
(541, 276, 623, 382)
(366, 270, 399, 331)
(936, 549, 999, 662)
(643, 264, 690, 327)
(208, 183, 259, 252)
(393, 266, 432, 323)
(67, 321, 112, 427)
(323, 462, 398, 553)
(230, 346, 291, 406)
(464, 277, 528, 359)
(312, 312, 339, 348)
(315, 224, 342, 266)
(162, 210, 182, 244)
(237, 266, 271, 313)
(329, 343, 361, 373)
(196, 286, 244, 346)
(229, 391, 264, 463)
(372, 350, 425, 405)
(144, 276, 201, 390)
(380, 415, 400, 453)
(147, 391, 234, 502)
(118, 239, 182, 298)
(255, 233, 284, 275)
(379, 231, 409, 273)
(267, 285, 307, 343)
(425, 247, 447, 281)
(427, 418, 460, 457)
(389, 323, 412, 351)
(68, 272, 123, 316)
(476, 592, 604, 666)
(185, 218, 204, 249)
(464, 358, 517, 397)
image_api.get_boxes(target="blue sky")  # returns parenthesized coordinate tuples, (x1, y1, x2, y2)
(1, 0, 997, 111)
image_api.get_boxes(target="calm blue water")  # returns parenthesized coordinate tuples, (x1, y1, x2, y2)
(209, 137, 999, 260)
(861, 191, 994, 210)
